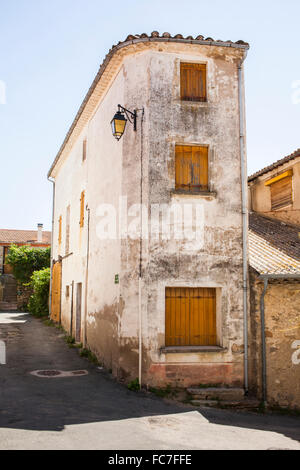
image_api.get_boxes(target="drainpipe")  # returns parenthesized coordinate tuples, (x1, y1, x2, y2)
(138, 108, 145, 390)
(238, 50, 249, 393)
(84, 204, 91, 348)
(47, 176, 55, 317)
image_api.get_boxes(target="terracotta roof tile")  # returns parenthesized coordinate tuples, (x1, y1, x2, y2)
(249, 212, 300, 263)
(0, 229, 51, 245)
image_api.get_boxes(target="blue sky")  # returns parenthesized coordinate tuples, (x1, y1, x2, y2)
(0, 0, 299, 230)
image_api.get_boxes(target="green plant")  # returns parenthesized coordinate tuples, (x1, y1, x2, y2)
(6, 245, 50, 284)
(27, 268, 50, 317)
(79, 348, 99, 364)
(149, 384, 174, 398)
(127, 378, 140, 392)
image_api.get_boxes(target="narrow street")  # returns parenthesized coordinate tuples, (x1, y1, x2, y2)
(0, 312, 299, 450)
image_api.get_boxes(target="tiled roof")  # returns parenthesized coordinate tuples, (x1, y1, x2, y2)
(249, 213, 300, 275)
(248, 148, 300, 182)
(249, 231, 300, 275)
(48, 31, 249, 178)
(0, 229, 51, 245)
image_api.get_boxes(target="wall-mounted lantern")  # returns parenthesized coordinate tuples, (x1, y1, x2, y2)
(111, 104, 137, 141)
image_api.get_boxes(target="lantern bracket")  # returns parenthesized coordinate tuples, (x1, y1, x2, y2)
(117, 104, 137, 131)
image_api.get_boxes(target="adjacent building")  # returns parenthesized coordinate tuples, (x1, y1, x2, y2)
(0, 225, 51, 311)
(48, 31, 249, 389)
(248, 148, 300, 226)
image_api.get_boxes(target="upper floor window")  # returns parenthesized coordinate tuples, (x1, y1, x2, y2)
(80, 191, 85, 227)
(180, 62, 207, 102)
(265, 170, 293, 211)
(82, 138, 87, 162)
(58, 216, 62, 246)
(175, 145, 208, 193)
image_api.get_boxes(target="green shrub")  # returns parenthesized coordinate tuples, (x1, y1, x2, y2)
(6, 245, 50, 284)
(27, 268, 50, 317)
(127, 378, 140, 392)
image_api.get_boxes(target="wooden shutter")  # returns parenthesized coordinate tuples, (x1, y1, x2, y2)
(180, 63, 207, 102)
(65, 205, 70, 255)
(58, 216, 62, 245)
(270, 176, 292, 210)
(82, 139, 87, 162)
(51, 261, 62, 323)
(175, 145, 208, 192)
(80, 191, 85, 227)
(165, 287, 217, 346)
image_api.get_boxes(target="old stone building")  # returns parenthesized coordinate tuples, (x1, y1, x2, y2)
(249, 212, 300, 409)
(48, 32, 249, 390)
(248, 148, 300, 226)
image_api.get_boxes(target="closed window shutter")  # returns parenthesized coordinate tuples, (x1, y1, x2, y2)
(165, 287, 217, 346)
(58, 216, 62, 245)
(80, 191, 85, 227)
(175, 145, 208, 192)
(82, 139, 87, 162)
(270, 176, 292, 210)
(180, 63, 207, 102)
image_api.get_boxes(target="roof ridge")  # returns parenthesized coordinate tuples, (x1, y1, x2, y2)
(248, 148, 300, 181)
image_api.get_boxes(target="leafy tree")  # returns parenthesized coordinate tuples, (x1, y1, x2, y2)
(6, 245, 50, 284)
(27, 268, 50, 317)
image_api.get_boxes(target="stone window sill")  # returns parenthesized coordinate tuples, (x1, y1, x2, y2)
(160, 346, 227, 354)
(171, 190, 217, 199)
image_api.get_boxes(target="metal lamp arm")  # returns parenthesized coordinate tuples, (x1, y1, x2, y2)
(118, 104, 137, 131)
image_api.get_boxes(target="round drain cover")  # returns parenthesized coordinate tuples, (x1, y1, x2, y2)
(37, 370, 61, 377)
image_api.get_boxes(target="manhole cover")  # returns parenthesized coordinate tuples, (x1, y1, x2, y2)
(71, 370, 87, 376)
(37, 370, 61, 377)
(30, 370, 89, 378)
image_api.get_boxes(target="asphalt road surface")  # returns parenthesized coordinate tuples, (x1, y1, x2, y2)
(0, 312, 299, 450)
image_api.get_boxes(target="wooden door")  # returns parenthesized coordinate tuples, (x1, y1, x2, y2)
(51, 261, 62, 323)
(76, 283, 82, 343)
(165, 287, 216, 346)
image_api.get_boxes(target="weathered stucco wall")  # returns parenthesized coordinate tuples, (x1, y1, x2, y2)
(249, 159, 300, 226)
(249, 270, 300, 409)
(52, 41, 247, 388)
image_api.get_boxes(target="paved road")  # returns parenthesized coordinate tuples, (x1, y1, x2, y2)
(0, 312, 300, 450)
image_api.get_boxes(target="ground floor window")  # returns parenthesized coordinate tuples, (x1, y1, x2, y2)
(165, 287, 217, 346)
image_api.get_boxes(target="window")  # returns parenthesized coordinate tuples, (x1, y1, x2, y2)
(175, 145, 208, 192)
(180, 62, 207, 102)
(58, 216, 62, 245)
(80, 191, 85, 227)
(65, 205, 70, 255)
(165, 287, 217, 346)
(66, 285, 70, 298)
(265, 170, 293, 211)
(82, 138, 87, 162)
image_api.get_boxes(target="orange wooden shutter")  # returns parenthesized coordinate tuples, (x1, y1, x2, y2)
(180, 63, 207, 102)
(51, 261, 62, 323)
(270, 176, 292, 210)
(165, 287, 216, 346)
(80, 191, 85, 227)
(82, 139, 87, 161)
(58, 216, 62, 245)
(175, 145, 208, 192)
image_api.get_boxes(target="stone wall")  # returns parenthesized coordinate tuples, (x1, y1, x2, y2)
(249, 269, 300, 409)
